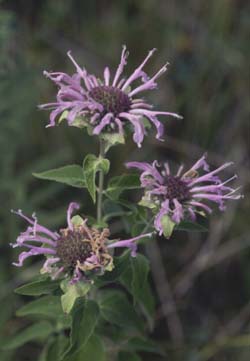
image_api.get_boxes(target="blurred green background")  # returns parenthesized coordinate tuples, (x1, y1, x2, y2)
(0, 0, 249, 360)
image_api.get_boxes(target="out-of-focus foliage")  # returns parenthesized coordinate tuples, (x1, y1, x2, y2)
(0, 0, 249, 360)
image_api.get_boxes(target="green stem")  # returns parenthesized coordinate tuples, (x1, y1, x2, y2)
(97, 139, 105, 223)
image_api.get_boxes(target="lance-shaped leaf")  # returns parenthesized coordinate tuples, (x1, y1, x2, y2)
(120, 254, 155, 329)
(15, 278, 60, 296)
(3, 321, 54, 350)
(70, 335, 106, 361)
(33, 165, 86, 188)
(98, 290, 143, 332)
(39, 335, 68, 361)
(62, 299, 100, 360)
(83, 154, 110, 203)
(16, 295, 63, 318)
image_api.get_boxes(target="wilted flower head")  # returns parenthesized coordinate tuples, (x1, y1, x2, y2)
(11, 202, 151, 283)
(39, 46, 181, 147)
(127, 154, 242, 236)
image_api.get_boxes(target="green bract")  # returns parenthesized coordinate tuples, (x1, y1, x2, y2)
(160, 214, 176, 239)
(60, 280, 92, 314)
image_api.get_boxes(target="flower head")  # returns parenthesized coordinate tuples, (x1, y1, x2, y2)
(11, 202, 151, 283)
(126, 154, 243, 236)
(39, 46, 181, 147)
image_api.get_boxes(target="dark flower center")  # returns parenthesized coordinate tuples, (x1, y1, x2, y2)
(165, 175, 190, 203)
(89, 86, 131, 115)
(56, 228, 93, 271)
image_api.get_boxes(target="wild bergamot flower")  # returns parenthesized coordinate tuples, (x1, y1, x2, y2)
(11, 202, 152, 283)
(126, 154, 242, 236)
(39, 46, 181, 147)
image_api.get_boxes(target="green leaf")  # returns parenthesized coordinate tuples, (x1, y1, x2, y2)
(33, 165, 86, 188)
(131, 254, 150, 303)
(98, 290, 143, 331)
(16, 295, 63, 318)
(40, 335, 68, 361)
(120, 255, 155, 328)
(176, 220, 208, 232)
(83, 154, 110, 203)
(3, 321, 53, 350)
(39, 340, 52, 361)
(62, 299, 100, 359)
(15, 279, 60, 296)
(71, 335, 106, 361)
(106, 174, 141, 200)
(60, 280, 91, 314)
(161, 214, 176, 238)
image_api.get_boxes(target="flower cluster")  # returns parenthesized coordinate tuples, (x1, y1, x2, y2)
(12, 46, 243, 282)
(39, 46, 181, 147)
(127, 154, 242, 236)
(11, 202, 152, 283)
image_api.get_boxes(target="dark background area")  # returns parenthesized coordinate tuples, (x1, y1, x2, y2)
(0, 1, 249, 360)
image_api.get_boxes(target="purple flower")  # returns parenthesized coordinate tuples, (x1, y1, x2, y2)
(126, 154, 243, 236)
(107, 233, 153, 257)
(39, 46, 181, 147)
(11, 202, 152, 283)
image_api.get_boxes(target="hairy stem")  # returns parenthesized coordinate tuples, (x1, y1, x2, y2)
(97, 139, 105, 222)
